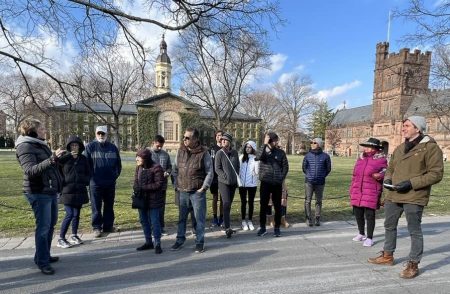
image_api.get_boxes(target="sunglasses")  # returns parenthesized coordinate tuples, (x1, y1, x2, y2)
(183, 136, 191, 141)
(97, 132, 106, 136)
(310, 142, 317, 144)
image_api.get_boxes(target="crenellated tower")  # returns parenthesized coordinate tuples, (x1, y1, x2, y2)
(372, 42, 431, 123)
(155, 34, 172, 95)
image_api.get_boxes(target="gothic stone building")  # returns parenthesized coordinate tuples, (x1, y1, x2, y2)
(327, 42, 450, 157)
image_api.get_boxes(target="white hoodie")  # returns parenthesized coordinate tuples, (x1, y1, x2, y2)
(239, 154, 259, 187)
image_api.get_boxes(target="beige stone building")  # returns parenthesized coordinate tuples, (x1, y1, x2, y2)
(47, 36, 261, 150)
(327, 42, 450, 157)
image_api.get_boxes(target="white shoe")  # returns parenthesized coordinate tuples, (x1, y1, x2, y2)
(247, 220, 255, 231)
(242, 220, 249, 231)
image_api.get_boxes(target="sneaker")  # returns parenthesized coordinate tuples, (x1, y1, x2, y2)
(314, 217, 321, 226)
(93, 229, 102, 238)
(57, 238, 72, 249)
(352, 234, 367, 242)
(247, 220, 255, 231)
(211, 216, 219, 227)
(257, 227, 267, 236)
(241, 220, 249, 231)
(69, 235, 83, 245)
(155, 244, 163, 254)
(363, 238, 374, 247)
(171, 242, 183, 251)
(226, 228, 233, 238)
(136, 242, 154, 251)
(306, 218, 313, 227)
(274, 228, 281, 237)
(195, 244, 205, 253)
(161, 229, 169, 236)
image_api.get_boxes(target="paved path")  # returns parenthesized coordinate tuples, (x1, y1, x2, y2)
(1, 216, 450, 293)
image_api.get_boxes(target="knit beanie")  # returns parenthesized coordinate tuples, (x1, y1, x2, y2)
(313, 137, 324, 148)
(406, 116, 426, 133)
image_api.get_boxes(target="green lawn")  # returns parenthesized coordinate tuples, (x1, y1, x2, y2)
(1, 150, 449, 237)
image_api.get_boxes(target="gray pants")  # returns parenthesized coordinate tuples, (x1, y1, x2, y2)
(383, 200, 424, 262)
(304, 183, 324, 219)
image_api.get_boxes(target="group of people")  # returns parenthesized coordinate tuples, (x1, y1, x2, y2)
(16, 114, 444, 279)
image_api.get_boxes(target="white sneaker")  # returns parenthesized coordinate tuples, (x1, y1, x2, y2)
(242, 220, 249, 231)
(57, 238, 72, 249)
(247, 220, 255, 231)
(69, 235, 83, 245)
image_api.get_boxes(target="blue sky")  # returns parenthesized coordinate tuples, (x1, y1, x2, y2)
(263, 0, 421, 110)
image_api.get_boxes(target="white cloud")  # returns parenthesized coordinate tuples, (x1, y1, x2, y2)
(270, 54, 288, 73)
(317, 80, 362, 100)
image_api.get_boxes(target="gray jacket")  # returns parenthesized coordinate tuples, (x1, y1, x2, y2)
(215, 148, 240, 186)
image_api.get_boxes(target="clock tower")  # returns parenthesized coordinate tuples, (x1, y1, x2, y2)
(155, 34, 172, 95)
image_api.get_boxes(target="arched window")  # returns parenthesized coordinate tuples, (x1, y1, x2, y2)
(158, 111, 181, 141)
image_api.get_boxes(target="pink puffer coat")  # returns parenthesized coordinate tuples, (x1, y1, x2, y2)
(350, 152, 388, 210)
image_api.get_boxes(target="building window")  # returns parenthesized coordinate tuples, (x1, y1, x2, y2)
(164, 121, 174, 140)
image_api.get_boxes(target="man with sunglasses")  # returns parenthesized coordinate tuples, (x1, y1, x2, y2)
(84, 126, 122, 238)
(302, 138, 331, 227)
(171, 127, 213, 253)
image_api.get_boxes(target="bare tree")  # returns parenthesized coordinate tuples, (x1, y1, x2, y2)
(326, 128, 342, 156)
(0, 74, 59, 139)
(240, 89, 282, 132)
(274, 74, 316, 154)
(71, 48, 149, 147)
(0, 0, 282, 107)
(176, 27, 271, 130)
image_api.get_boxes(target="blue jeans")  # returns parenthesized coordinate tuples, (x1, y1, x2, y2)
(25, 193, 58, 268)
(176, 191, 206, 245)
(60, 205, 81, 239)
(138, 208, 161, 245)
(383, 200, 424, 262)
(90, 185, 116, 231)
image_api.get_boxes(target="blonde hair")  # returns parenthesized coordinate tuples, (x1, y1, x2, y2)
(18, 118, 42, 137)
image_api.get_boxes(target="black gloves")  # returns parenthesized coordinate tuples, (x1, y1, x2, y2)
(383, 179, 395, 191)
(396, 180, 412, 193)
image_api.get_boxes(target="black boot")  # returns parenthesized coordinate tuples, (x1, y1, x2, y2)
(136, 242, 154, 251)
(315, 216, 321, 226)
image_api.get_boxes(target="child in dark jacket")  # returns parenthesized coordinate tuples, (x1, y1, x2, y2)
(133, 149, 165, 254)
(57, 135, 91, 248)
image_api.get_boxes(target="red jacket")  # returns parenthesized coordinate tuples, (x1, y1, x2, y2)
(350, 152, 387, 210)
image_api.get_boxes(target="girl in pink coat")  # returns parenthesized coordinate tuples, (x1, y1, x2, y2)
(349, 138, 387, 247)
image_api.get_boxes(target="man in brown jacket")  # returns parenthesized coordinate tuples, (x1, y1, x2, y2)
(368, 116, 444, 279)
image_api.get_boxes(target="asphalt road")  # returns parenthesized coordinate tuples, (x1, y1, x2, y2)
(1, 216, 450, 294)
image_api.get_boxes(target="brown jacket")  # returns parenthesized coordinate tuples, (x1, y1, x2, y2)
(175, 143, 213, 192)
(134, 164, 165, 208)
(385, 135, 444, 206)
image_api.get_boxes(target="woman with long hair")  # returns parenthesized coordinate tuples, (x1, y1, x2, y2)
(238, 140, 259, 231)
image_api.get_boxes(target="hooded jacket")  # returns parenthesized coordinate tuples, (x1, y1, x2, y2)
(349, 151, 387, 210)
(239, 154, 259, 187)
(58, 135, 91, 206)
(15, 135, 63, 195)
(385, 135, 444, 206)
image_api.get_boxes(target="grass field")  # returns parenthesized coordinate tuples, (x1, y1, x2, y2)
(1, 150, 449, 237)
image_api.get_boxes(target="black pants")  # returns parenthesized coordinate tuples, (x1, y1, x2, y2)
(239, 187, 257, 220)
(353, 206, 375, 239)
(260, 181, 282, 229)
(219, 183, 237, 229)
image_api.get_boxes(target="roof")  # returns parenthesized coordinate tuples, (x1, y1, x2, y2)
(330, 105, 373, 126)
(405, 89, 450, 117)
(199, 109, 261, 122)
(50, 103, 137, 115)
(135, 92, 200, 109)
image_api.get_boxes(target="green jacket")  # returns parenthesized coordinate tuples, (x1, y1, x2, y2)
(385, 135, 444, 206)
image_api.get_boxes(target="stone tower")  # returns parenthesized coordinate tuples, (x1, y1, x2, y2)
(155, 34, 172, 95)
(372, 42, 431, 123)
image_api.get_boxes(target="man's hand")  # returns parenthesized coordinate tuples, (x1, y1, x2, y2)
(197, 188, 206, 193)
(396, 180, 412, 193)
(164, 171, 170, 178)
(383, 179, 395, 191)
(264, 134, 270, 145)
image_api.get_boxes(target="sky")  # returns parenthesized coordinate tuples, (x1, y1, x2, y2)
(3, 0, 438, 111)
(260, 0, 425, 110)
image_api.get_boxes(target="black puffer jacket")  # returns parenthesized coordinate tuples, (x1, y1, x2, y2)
(58, 136, 91, 206)
(15, 135, 63, 195)
(256, 145, 289, 185)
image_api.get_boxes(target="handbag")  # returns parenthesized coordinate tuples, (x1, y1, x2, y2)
(131, 190, 146, 209)
(220, 150, 242, 187)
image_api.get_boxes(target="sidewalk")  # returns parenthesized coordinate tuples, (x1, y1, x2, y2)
(2, 215, 449, 251)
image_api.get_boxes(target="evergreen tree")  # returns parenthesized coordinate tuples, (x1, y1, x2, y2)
(308, 101, 334, 139)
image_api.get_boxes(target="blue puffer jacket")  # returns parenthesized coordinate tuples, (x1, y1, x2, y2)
(302, 149, 331, 185)
(84, 140, 122, 186)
